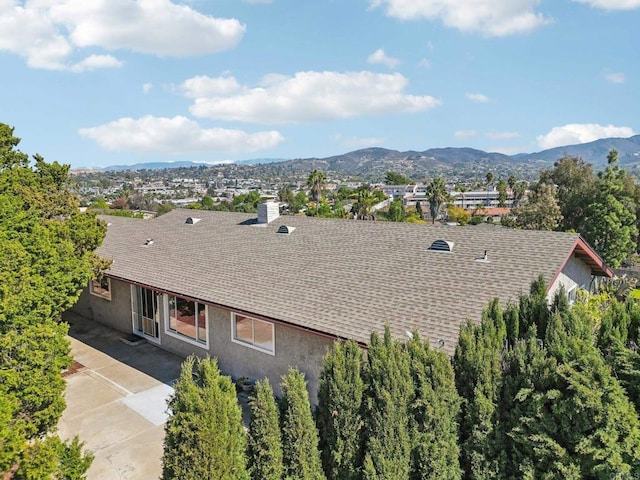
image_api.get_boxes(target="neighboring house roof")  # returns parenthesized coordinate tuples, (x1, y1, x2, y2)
(473, 207, 512, 216)
(97, 209, 610, 354)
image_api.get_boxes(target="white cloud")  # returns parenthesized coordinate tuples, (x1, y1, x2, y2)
(367, 49, 400, 68)
(454, 130, 477, 138)
(0, 1, 245, 70)
(536, 123, 636, 149)
(69, 54, 123, 72)
(572, 0, 640, 9)
(179, 75, 242, 98)
(184, 71, 441, 124)
(143, 83, 153, 94)
(79, 116, 284, 154)
(418, 58, 431, 68)
(466, 92, 490, 103)
(369, 0, 551, 36)
(243, 0, 274, 3)
(333, 134, 387, 149)
(605, 72, 626, 83)
(486, 131, 520, 139)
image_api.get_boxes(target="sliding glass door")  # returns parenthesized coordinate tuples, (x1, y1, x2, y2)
(131, 285, 160, 342)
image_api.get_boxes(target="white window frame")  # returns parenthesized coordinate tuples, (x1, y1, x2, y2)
(130, 285, 161, 345)
(89, 277, 111, 300)
(231, 313, 275, 356)
(566, 285, 578, 305)
(164, 295, 209, 349)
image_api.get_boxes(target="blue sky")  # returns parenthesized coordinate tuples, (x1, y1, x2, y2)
(1, 0, 638, 169)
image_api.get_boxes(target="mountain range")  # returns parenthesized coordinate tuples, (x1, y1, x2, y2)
(96, 135, 640, 179)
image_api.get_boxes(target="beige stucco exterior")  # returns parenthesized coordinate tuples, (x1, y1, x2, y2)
(71, 278, 334, 402)
(547, 253, 594, 302)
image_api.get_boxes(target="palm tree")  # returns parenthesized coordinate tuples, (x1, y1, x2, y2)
(307, 169, 326, 203)
(425, 178, 450, 224)
(485, 172, 494, 207)
(354, 184, 376, 220)
(306, 169, 326, 217)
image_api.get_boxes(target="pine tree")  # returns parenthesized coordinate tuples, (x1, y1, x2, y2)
(407, 333, 462, 480)
(512, 182, 562, 231)
(162, 356, 248, 480)
(247, 379, 283, 480)
(582, 149, 637, 267)
(280, 369, 325, 480)
(362, 327, 412, 479)
(316, 340, 365, 480)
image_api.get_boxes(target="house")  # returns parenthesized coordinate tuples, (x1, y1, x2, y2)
(471, 207, 513, 223)
(70, 204, 612, 401)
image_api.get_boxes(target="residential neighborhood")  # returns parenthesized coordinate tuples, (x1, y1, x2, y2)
(2, 0, 640, 478)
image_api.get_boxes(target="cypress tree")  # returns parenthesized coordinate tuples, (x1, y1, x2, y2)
(453, 300, 506, 480)
(501, 298, 640, 478)
(498, 330, 576, 479)
(247, 379, 283, 480)
(509, 319, 640, 478)
(162, 356, 248, 480)
(598, 299, 640, 414)
(280, 369, 325, 480)
(518, 275, 551, 339)
(316, 340, 365, 480)
(407, 333, 462, 480)
(362, 326, 412, 479)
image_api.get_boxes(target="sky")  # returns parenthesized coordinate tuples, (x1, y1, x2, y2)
(1, 0, 639, 169)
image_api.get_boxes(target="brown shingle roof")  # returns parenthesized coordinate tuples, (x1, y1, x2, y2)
(98, 209, 584, 354)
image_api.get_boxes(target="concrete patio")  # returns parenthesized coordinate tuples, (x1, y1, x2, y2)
(58, 312, 183, 480)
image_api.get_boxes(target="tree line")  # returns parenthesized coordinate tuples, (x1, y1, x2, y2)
(510, 150, 638, 268)
(162, 277, 640, 479)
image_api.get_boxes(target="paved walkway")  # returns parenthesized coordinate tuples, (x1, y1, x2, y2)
(58, 312, 183, 480)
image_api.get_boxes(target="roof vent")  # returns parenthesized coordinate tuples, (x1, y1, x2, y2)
(277, 225, 296, 235)
(144, 238, 154, 246)
(185, 216, 201, 225)
(428, 239, 454, 252)
(475, 250, 489, 263)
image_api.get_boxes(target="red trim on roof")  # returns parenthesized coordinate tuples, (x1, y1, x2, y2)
(547, 237, 613, 292)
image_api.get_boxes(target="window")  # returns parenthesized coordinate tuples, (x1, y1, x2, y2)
(232, 313, 274, 354)
(90, 277, 111, 300)
(166, 295, 208, 346)
(566, 285, 578, 305)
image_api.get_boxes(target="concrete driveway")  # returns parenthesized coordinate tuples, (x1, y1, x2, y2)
(58, 312, 183, 480)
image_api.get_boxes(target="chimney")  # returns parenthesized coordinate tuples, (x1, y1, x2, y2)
(258, 201, 279, 224)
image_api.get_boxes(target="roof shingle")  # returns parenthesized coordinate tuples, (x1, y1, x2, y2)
(98, 209, 582, 353)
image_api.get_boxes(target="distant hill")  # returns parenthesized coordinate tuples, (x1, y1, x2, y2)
(259, 146, 539, 181)
(236, 157, 287, 165)
(94, 135, 640, 179)
(519, 135, 640, 167)
(102, 160, 217, 171)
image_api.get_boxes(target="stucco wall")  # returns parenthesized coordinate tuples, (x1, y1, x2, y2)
(70, 279, 133, 334)
(547, 254, 593, 301)
(70, 278, 335, 403)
